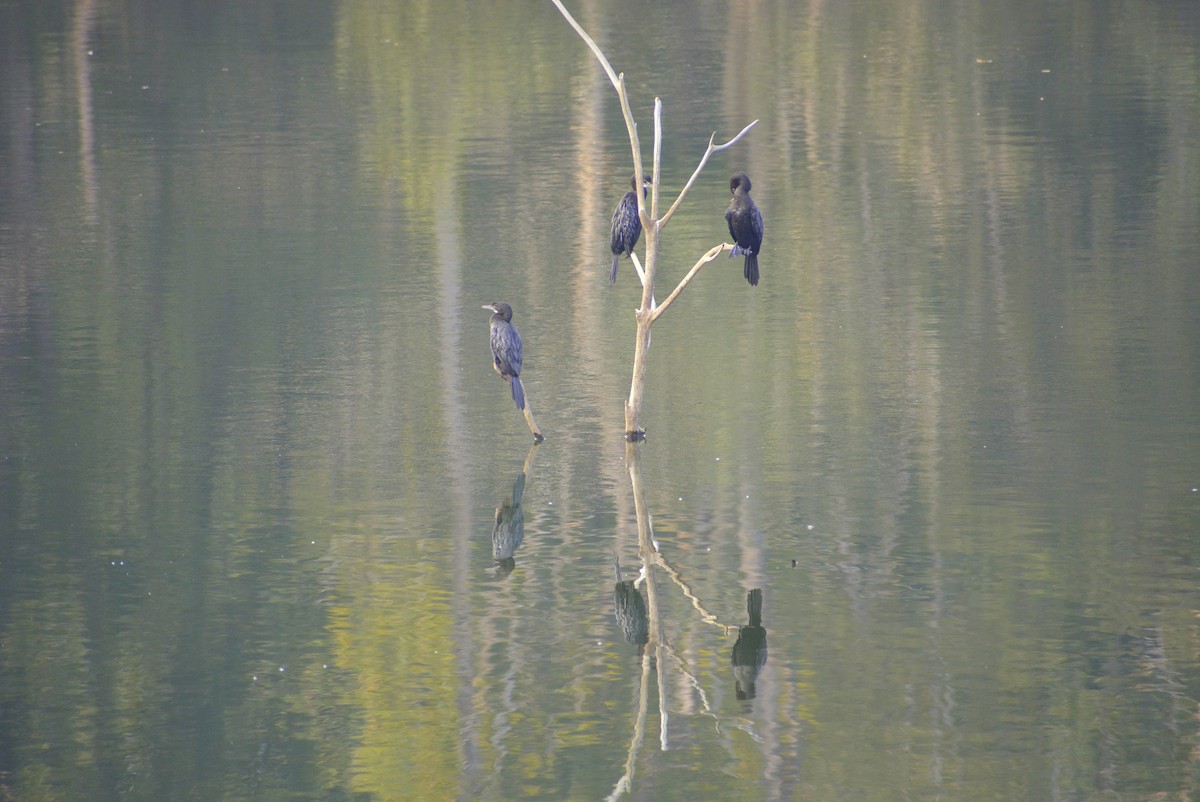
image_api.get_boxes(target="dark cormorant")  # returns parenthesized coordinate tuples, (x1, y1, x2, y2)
(482, 302, 525, 410)
(609, 174, 651, 287)
(725, 171, 764, 287)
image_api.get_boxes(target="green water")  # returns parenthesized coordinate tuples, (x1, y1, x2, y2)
(1, 0, 1198, 799)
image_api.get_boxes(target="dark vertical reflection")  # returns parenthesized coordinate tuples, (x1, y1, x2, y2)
(490, 444, 538, 577)
(731, 588, 768, 701)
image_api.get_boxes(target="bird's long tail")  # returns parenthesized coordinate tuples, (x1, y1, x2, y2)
(609, 255, 620, 287)
(511, 375, 526, 410)
(744, 253, 759, 287)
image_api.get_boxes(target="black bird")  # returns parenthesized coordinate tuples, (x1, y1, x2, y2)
(609, 173, 651, 287)
(482, 302, 525, 410)
(725, 171, 764, 286)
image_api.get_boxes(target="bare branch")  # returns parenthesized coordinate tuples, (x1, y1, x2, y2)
(519, 384, 544, 442)
(549, 0, 619, 88)
(647, 243, 732, 325)
(550, 1, 647, 214)
(553, 0, 757, 437)
(622, 77, 647, 201)
(629, 251, 646, 285)
(651, 99, 663, 221)
(627, 253, 657, 312)
(660, 119, 759, 227)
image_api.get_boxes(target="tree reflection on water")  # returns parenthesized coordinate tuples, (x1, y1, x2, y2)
(607, 442, 768, 799)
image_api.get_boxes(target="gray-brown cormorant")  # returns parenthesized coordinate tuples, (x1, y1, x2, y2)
(483, 302, 525, 410)
(725, 171, 764, 286)
(609, 174, 651, 287)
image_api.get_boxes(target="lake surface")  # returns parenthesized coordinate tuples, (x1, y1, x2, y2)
(2, 0, 1199, 800)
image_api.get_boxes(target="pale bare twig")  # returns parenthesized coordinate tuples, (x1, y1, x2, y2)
(549, 0, 647, 204)
(548, 0, 618, 88)
(647, 243, 731, 325)
(628, 253, 656, 311)
(552, 0, 755, 436)
(517, 380, 543, 441)
(651, 99, 663, 222)
(660, 120, 759, 228)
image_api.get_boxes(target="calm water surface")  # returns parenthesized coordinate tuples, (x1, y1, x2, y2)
(2, 1, 1199, 800)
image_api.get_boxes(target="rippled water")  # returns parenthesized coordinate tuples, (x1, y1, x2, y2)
(2, 0, 1199, 800)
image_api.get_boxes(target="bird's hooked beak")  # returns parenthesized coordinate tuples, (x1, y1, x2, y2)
(481, 303, 497, 313)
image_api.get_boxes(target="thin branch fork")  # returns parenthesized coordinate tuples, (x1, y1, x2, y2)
(660, 120, 759, 227)
(648, 243, 731, 325)
(552, 0, 756, 437)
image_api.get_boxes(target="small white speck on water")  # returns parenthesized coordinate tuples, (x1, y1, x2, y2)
(807, 525, 814, 530)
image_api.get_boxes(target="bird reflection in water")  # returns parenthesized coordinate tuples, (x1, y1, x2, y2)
(490, 443, 539, 577)
(731, 588, 768, 700)
(613, 556, 649, 655)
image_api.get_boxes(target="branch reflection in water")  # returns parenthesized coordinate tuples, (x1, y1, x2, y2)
(607, 442, 769, 799)
(489, 442, 539, 578)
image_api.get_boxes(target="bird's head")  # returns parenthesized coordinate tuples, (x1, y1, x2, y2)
(482, 302, 513, 320)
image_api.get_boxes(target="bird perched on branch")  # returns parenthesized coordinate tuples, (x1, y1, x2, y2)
(609, 173, 651, 287)
(725, 171, 764, 286)
(482, 302, 526, 410)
